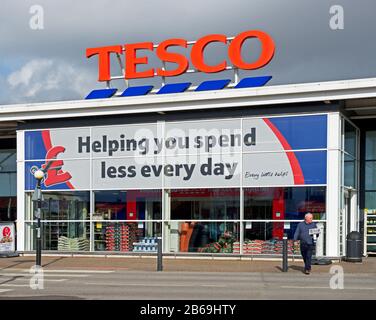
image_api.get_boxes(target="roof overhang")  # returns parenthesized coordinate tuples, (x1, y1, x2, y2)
(1, 77, 376, 122)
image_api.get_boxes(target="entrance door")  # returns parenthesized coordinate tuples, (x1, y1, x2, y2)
(342, 187, 358, 255)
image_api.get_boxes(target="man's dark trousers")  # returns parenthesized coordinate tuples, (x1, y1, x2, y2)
(300, 242, 315, 271)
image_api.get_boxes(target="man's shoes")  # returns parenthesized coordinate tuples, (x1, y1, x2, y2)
(304, 269, 311, 275)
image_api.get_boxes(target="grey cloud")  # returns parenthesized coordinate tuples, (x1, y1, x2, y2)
(0, 0, 376, 104)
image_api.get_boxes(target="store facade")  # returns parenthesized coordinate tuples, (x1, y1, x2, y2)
(13, 98, 362, 258)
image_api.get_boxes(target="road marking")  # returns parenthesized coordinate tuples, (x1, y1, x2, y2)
(0, 273, 89, 278)
(1, 269, 114, 274)
(85, 282, 227, 288)
(201, 285, 227, 288)
(0, 279, 68, 288)
(0, 279, 68, 286)
(0, 284, 33, 288)
(281, 286, 375, 290)
(0, 289, 13, 293)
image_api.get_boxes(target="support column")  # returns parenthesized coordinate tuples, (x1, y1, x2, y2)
(16, 130, 25, 252)
(326, 113, 341, 257)
(126, 190, 137, 220)
(272, 187, 285, 239)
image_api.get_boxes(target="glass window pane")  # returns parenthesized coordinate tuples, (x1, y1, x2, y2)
(24, 192, 90, 220)
(365, 161, 376, 190)
(0, 173, 16, 197)
(25, 222, 90, 251)
(365, 192, 376, 209)
(94, 190, 161, 220)
(243, 222, 325, 255)
(0, 150, 16, 172)
(33, 192, 90, 220)
(366, 131, 376, 160)
(0, 197, 16, 221)
(344, 160, 356, 188)
(93, 221, 161, 252)
(171, 188, 240, 220)
(244, 187, 326, 220)
(164, 221, 240, 253)
(344, 121, 357, 157)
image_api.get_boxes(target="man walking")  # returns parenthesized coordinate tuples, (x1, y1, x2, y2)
(294, 213, 318, 274)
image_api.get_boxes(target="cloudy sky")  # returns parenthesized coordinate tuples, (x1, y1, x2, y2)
(0, 0, 375, 105)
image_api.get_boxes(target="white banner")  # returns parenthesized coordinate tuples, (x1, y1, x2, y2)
(0, 223, 15, 252)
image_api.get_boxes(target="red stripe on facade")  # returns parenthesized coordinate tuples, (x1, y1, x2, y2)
(66, 181, 75, 190)
(263, 118, 305, 185)
(41, 130, 52, 151)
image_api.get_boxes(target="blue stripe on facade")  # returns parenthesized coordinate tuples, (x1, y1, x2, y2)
(121, 85, 154, 97)
(157, 82, 191, 94)
(195, 79, 231, 91)
(85, 88, 117, 99)
(234, 76, 272, 88)
(85, 76, 273, 98)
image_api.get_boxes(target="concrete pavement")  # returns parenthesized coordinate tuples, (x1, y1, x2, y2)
(0, 269, 374, 300)
(0, 255, 373, 299)
(0, 255, 374, 273)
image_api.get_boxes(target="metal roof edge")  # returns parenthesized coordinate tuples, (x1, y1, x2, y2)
(1, 77, 376, 122)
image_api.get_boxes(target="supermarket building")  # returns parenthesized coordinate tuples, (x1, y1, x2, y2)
(0, 76, 376, 258)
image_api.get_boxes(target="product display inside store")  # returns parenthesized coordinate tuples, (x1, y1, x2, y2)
(24, 187, 326, 254)
(93, 222, 161, 252)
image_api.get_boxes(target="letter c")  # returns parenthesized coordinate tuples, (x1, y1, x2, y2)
(191, 34, 227, 73)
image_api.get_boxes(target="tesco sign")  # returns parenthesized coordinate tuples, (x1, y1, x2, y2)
(86, 30, 275, 82)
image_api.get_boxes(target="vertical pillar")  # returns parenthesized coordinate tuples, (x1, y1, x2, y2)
(126, 190, 137, 220)
(240, 188, 244, 255)
(326, 113, 341, 257)
(16, 130, 25, 252)
(162, 189, 171, 253)
(272, 187, 285, 239)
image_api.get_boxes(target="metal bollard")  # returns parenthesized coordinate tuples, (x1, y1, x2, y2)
(282, 234, 288, 272)
(157, 237, 163, 272)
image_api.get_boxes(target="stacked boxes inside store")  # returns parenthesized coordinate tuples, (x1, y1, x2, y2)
(244, 240, 263, 254)
(233, 239, 300, 255)
(58, 236, 90, 251)
(132, 237, 158, 252)
(105, 223, 138, 252)
(232, 241, 241, 254)
(197, 231, 236, 253)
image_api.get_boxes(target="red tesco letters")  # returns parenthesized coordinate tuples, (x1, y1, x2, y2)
(86, 30, 275, 82)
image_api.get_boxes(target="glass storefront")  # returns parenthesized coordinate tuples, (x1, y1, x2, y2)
(25, 222, 90, 251)
(164, 221, 240, 253)
(243, 222, 325, 255)
(171, 188, 239, 220)
(0, 150, 16, 222)
(21, 113, 331, 254)
(365, 131, 376, 208)
(94, 190, 161, 220)
(25, 191, 90, 221)
(244, 187, 326, 221)
(93, 221, 161, 252)
(24, 186, 326, 254)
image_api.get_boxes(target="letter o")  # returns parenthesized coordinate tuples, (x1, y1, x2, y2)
(228, 30, 275, 70)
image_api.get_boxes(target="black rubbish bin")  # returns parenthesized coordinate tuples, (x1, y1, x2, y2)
(346, 231, 362, 262)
